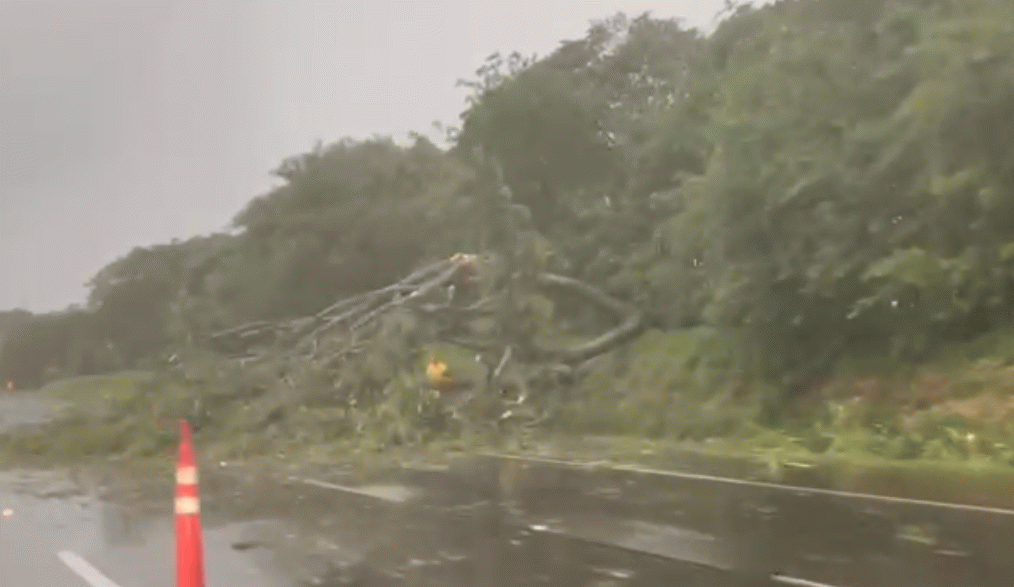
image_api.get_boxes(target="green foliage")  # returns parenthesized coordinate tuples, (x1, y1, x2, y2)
(221, 136, 473, 319)
(563, 327, 757, 439)
(8, 0, 1014, 469)
(39, 372, 152, 403)
(0, 310, 107, 387)
(658, 0, 1014, 382)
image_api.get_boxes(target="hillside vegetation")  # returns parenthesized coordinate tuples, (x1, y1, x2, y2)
(4, 0, 1014, 472)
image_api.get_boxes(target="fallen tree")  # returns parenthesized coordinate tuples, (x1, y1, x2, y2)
(193, 249, 645, 434)
(182, 150, 647, 439)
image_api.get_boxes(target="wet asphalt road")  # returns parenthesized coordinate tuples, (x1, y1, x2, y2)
(0, 393, 68, 431)
(0, 393, 300, 587)
(0, 469, 298, 587)
(0, 391, 756, 587)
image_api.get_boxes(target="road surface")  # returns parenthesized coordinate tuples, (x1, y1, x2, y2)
(0, 393, 68, 431)
(0, 390, 743, 587)
(0, 469, 299, 587)
(0, 392, 310, 587)
(0, 391, 466, 587)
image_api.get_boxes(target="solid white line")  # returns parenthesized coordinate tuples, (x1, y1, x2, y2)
(56, 550, 123, 587)
(288, 477, 415, 503)
(477, 452, 1014, 516)
(771, 575, 844, 587)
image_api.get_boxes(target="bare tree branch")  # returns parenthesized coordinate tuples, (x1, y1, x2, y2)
(529, 272, 645, 364)
(492, 346, 513, 381)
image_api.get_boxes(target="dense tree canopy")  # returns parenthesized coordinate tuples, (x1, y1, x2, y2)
(4, 0, 1014, 415)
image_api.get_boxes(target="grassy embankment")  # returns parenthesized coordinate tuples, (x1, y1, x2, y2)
(5, 326, 1014, 506)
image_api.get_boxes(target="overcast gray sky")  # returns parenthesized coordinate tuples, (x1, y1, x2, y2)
(0, 0, 757, 313)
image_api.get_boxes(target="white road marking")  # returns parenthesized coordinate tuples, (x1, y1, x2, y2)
(288, 477, 416, 503)
(56, 550, 123, 587)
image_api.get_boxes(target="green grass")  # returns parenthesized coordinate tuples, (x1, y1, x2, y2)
(1, 371, 181, 468)
(39, 371, 154, 403)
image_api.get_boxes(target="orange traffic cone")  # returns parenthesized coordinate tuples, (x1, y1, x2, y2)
(175, 420, 206, 587)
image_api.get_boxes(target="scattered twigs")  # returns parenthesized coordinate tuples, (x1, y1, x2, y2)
(492, 346, 513, 382)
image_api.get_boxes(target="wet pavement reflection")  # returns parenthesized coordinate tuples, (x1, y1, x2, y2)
(1, 464, 734, 587)
(0, 469, 295, 587)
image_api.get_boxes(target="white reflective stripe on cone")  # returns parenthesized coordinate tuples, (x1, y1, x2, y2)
(176, 466, 198, 485)
(175, 496, 200, 515)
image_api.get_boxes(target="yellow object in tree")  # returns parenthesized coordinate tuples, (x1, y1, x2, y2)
(426, 358, 470, 397)
(426, 358, 449, 385)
